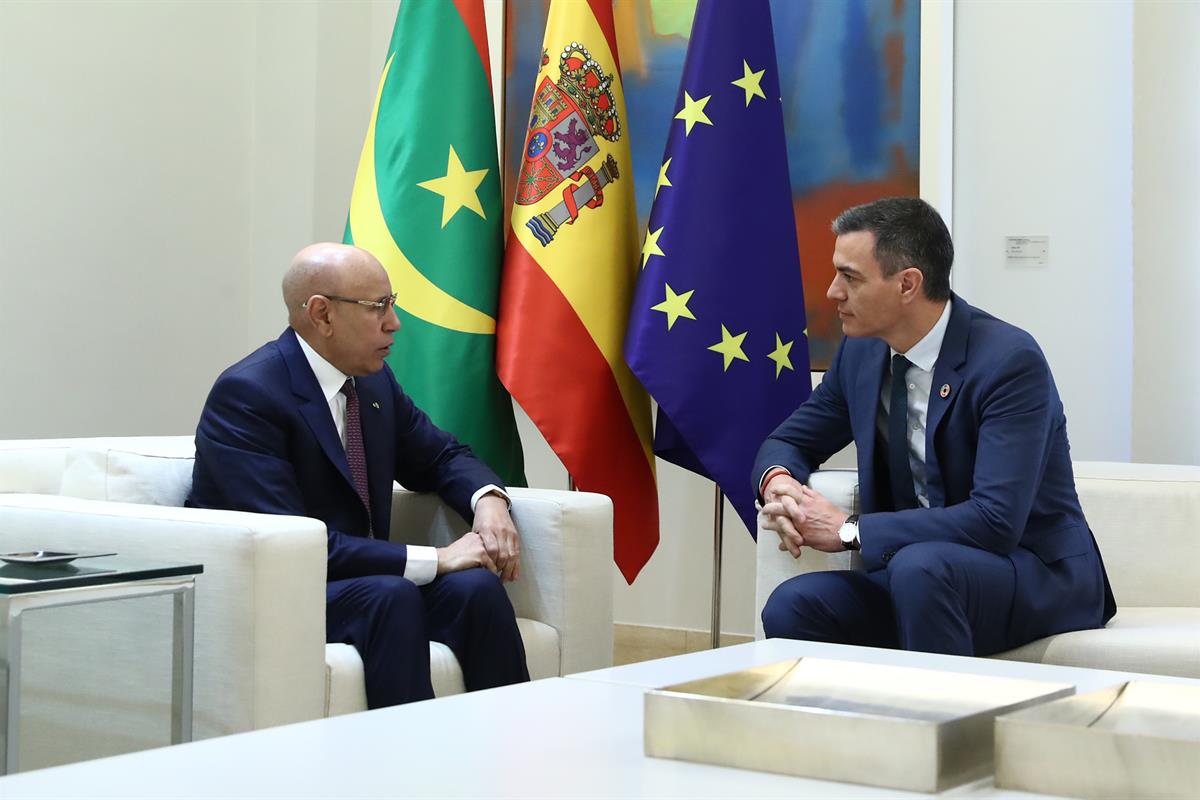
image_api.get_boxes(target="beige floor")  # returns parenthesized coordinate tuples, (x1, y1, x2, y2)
(613, 624, 754, 666)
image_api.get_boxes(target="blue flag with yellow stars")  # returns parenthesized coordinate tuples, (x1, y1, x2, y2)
(624, 0, 811, 537)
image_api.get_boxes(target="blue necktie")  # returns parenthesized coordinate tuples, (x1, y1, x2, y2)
(888, 355, 919, 511)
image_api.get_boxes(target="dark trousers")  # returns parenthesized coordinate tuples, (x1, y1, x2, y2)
(326, 568, 530, 708)
(761, 542, 1018, 656)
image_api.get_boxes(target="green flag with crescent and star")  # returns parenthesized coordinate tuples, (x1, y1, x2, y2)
(345, 0, 525, 485)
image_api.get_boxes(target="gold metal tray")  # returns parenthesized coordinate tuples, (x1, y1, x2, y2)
(644, 657, 1073, 793)
(996, 680, 1200, 799)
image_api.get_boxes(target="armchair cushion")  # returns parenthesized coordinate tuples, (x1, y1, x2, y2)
(60, 447, 195, 506)
(994, 607, 1200, 678)
(322, 612, 562, 717)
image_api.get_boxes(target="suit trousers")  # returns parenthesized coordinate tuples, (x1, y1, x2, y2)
(761, 542, 1018, 656)
(326, 568, 530, 708)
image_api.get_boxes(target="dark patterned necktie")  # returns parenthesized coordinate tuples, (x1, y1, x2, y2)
(340, 379, 374, 537)
(888, 354, 919, 511)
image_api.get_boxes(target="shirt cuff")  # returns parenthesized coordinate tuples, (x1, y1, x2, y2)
(470, 484, 510, 512)
(402, 545, 438, 586)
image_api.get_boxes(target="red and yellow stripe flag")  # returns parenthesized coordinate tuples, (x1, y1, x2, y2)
(498, 0, 658, 582)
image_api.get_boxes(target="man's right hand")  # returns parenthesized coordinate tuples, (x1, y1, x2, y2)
(761, 474, 809, 558)
(435, 532, 499, 577)
(763, 472, 806, 505)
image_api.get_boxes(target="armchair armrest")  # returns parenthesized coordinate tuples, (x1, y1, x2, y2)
(389, 486, 614, 674)
(754, 469, 861, 639)
(0, 494, 328, 768)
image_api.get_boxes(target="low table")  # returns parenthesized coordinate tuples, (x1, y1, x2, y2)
(0, 556, 202, 775)
(0, 639, 1196, 797)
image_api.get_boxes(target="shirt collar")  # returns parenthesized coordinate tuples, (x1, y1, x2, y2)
(295, 333, 351, 404)
(892, 299, 952, 373)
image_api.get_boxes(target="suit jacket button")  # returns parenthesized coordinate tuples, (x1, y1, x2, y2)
(882, 551, 894, 564)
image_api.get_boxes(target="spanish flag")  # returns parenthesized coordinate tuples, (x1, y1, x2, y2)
(498, 0, 658, 582)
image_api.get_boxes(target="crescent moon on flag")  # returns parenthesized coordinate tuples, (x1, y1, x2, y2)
(348, 53, 496, 335)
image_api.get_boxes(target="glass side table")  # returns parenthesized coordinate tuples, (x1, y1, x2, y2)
(0, 556, 203, 775)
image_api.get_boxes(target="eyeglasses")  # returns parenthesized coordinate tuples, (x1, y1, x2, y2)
(302, 293, 398, 316)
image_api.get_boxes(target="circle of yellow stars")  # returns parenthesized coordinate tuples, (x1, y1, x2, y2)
(641, 58, 804, 379)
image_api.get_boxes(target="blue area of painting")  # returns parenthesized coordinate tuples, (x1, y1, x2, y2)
(902, 1, 922, 171)
(841, 0, 883, 173)
(622, 37, 688, 227)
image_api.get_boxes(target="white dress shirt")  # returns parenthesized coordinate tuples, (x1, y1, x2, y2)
(876, 299, 952, 508)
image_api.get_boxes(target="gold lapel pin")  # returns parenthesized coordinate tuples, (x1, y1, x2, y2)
(371, 401, 381, 409)
(939, 383, 951, 399)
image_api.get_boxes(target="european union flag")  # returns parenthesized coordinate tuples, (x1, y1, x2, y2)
(624, 0, 811, 536)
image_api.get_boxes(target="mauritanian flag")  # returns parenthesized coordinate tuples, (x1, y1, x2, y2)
(345, 0, 525, 486)
(499, 0, 658, 582)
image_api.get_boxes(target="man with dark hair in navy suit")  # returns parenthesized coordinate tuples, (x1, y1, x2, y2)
(188, 242, 529, 707)
(755, 198, 1115, 656)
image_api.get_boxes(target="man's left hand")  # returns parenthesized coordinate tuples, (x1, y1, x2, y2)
(793, 485, 849, 552)
(473, 494, 521, 582)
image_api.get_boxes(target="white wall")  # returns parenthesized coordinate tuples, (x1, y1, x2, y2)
(0, 0, 384, 438)
(1132, 0, 1200, 465)
(0, 0, 257, 437)
(246, 1, 379, 347)
(0, 0, 1193, 639)
(952, 0, 1134, 463)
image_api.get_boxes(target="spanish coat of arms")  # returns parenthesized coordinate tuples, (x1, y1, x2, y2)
(516, 42, 622, 246)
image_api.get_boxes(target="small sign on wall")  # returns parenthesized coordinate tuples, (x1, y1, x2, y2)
(1005, 236, 1049, 268)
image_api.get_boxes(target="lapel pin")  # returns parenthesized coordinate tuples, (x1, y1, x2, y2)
(939, 383, 951, 399)
(371, 401, 381, 409)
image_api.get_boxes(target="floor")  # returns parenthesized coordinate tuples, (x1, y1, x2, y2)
(612, 624, 755, 666)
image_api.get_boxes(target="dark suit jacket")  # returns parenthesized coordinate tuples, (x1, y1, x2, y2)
(187, 328, 502, 582)
(754, 295, 1116, 645)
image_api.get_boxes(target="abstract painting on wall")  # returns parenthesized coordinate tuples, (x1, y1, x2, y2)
(504, 0, 920, 367)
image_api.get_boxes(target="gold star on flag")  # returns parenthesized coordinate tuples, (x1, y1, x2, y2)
(651, 283, 696, 330)
(416, 145, 489, 228)
(655, 158, 673, 199)
(732, 60, 766, 106)
(675, 91, 713, 136)
(767, 333, 794, 378)
(708, 325, 749, 371)
(641, 226, 666, 268)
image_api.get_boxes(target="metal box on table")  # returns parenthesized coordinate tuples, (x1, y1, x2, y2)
(644, 657, 1073, 793)
(996, 681, 1200, 799)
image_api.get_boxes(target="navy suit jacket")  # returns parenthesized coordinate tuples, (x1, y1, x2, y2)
(754, 296, 1116, 645)
(187, 328, 502, 582)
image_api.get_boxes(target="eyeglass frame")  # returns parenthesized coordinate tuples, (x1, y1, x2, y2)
(301, 292, 399, 315)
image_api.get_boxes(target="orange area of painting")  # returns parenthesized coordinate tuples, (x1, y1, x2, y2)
(794, 165, 919, 368)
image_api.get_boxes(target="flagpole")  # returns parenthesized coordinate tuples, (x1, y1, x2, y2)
(710, 486, 724, 649)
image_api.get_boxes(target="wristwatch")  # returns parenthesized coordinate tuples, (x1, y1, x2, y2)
(838, 514, 861, 551)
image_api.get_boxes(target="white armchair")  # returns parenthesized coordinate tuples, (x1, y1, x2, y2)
(756, 463, 1200, 678)
(0, 436, 613, 771)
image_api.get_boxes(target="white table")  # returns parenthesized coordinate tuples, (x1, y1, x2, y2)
(0, 640, 1195, 798)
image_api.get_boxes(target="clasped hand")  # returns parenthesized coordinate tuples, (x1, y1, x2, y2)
(759, 475, 848, 558)
(436, 494, 521, 582)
